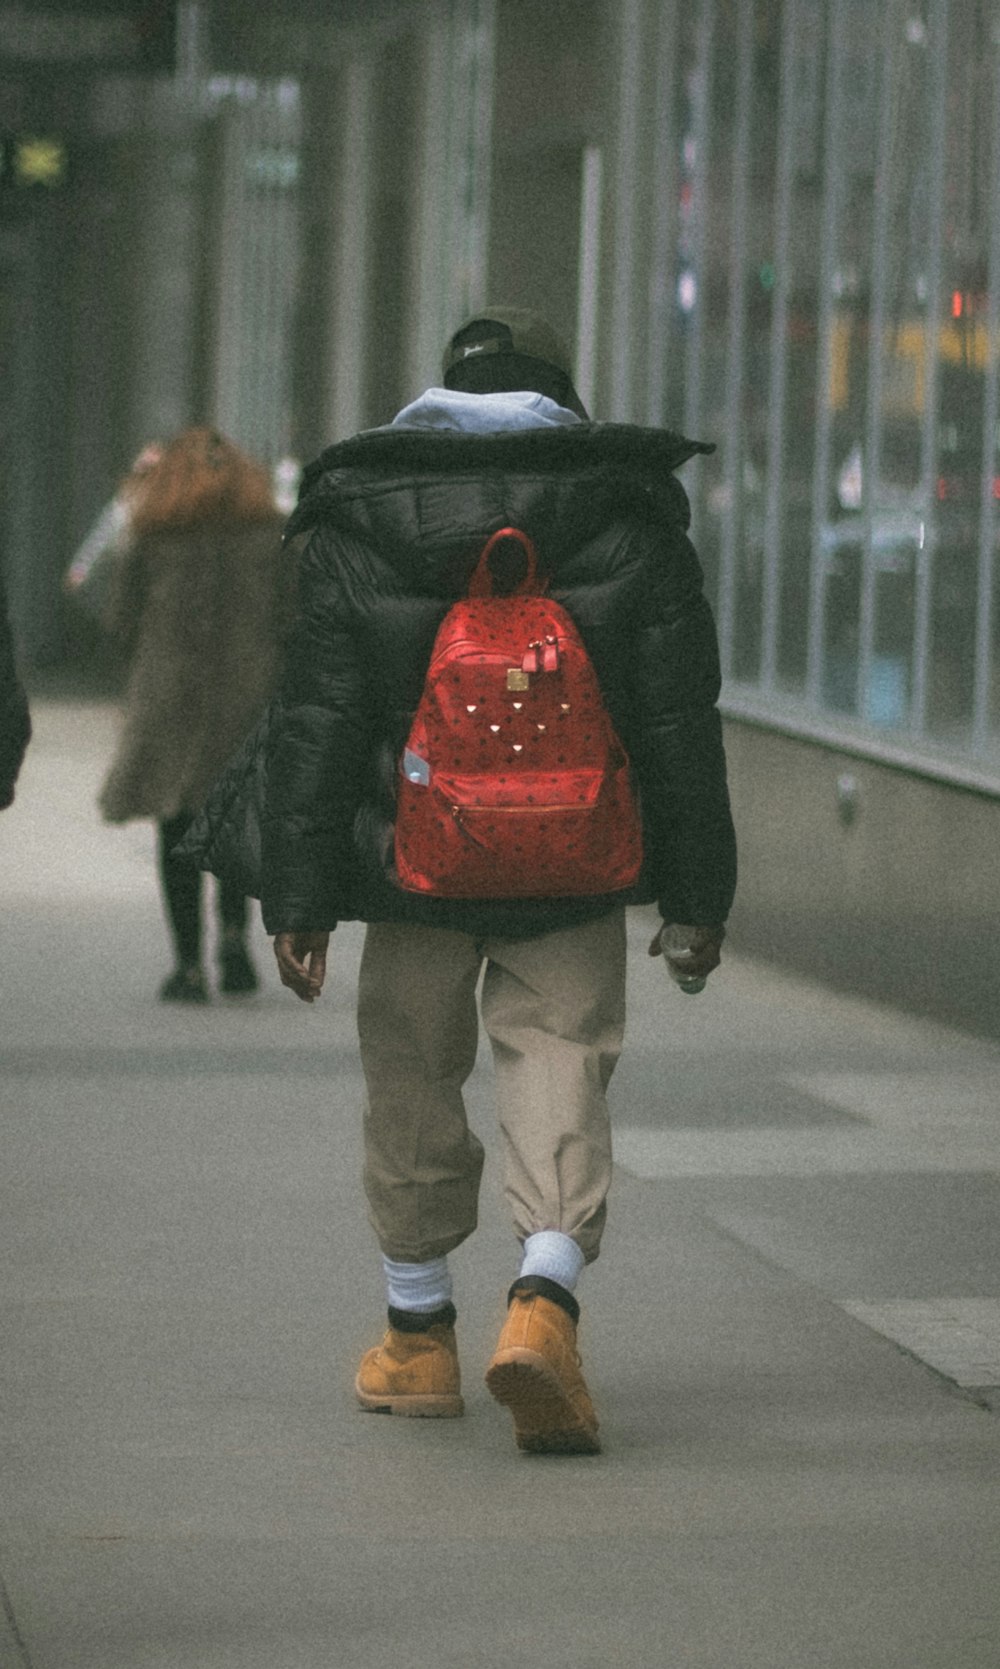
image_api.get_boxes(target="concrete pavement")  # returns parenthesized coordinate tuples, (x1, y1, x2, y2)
(1, 698, 999, 1669)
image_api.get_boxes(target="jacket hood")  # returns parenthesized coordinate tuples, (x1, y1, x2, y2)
(285, 422, 714, 545)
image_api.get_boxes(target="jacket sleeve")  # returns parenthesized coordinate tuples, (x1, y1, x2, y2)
(0, 573, 31, 810)
(260, 525, 375, 932)
(630, 513, 737, 925)
(64, 496, 131, 627)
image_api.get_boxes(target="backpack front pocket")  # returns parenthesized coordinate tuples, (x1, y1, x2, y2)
(395, 767, 641, 898)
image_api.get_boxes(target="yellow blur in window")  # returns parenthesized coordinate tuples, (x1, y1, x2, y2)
(15, 137, 67, 189)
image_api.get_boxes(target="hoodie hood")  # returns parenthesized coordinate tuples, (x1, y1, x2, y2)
(389, 386, 584, 434)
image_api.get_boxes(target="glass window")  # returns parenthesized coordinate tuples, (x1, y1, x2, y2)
(644, 0, 1000, 782)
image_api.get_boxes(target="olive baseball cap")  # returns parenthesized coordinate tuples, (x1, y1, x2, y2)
(441, 306, 588, 417)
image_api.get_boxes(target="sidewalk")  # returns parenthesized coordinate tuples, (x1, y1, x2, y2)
(2, 700, 999, 1669)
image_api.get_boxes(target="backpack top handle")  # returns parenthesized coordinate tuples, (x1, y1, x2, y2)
(467, 526, 542, 598)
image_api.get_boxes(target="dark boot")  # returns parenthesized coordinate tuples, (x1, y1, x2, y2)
(159, 966, 209, 1004)
(219, 934, 259, 995)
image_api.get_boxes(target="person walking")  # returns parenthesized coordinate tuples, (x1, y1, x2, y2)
(99, 426, 289, 1002)
(261, 307, 737, 1453)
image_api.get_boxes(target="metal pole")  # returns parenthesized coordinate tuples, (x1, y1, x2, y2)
(609, 0, 645, 420)
(265, 82, 301, 462)
(972, 36, 1000, 752)
(209, 99, 250, 444)
(806, 0, 846, 706)
(575, 144, 604, 417)
(325, 58, 375, 440)
(645, 0, 680, 428)
(460, 0, 495, 320)
(682, 0, 715, 546)
(911, 0, 949, 735)
(255, 91, 278, 459)
(760, 0, 800, 691)
(174, 0, 208, 95)
(716, 0, 754, 679)
(409, 8, 451, 393)
(442, 0, 467, 329)
(443, 0, 494, 326)
(857, 0, 899, 719)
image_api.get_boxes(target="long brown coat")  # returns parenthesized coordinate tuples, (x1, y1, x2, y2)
(99, 515, 289, 823)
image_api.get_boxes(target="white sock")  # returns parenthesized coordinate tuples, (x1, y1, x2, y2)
(382, 1254, 452, 1313)
(518, 1230, 585, 1292)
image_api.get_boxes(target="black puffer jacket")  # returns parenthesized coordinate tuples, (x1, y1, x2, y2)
(260, 422, 737, 939)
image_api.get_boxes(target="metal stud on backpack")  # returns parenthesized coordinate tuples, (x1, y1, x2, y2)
(394, 527, 643, 899)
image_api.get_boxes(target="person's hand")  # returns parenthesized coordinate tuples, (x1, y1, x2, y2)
(647, 922, 724, 981)
(273, 930, 329, 1002)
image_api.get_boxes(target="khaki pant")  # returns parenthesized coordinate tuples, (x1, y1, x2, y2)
(356, 910, 627, 1265)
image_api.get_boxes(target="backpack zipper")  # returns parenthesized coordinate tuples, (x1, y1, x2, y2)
(428, 638, 566, 674)
(450, 801, 588, 846)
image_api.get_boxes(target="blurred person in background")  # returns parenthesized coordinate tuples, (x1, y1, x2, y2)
(0, 564, 30, 809)
(98, 426, 289, 1002)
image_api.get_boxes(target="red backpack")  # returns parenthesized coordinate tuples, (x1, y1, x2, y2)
(394, 527, 643, 899)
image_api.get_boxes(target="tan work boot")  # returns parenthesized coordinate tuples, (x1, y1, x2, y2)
(355, 1308, 464, 1418)
(485, 1279, 601, 1454)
